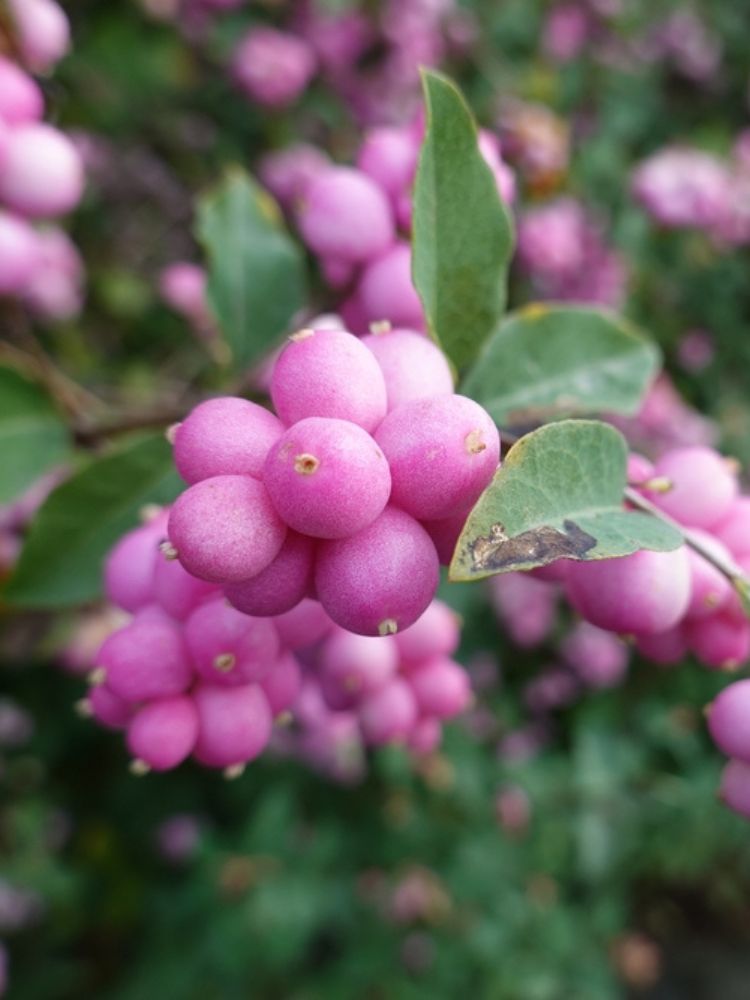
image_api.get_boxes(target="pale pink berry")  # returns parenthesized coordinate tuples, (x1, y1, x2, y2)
(0, 211, 39, 294)
(270, 328, 387, 432)
(224, 532, 315, 617)
(357, 241, 424, 329)
(627, 452, 655, 485)
(193, 683, 272, 768)
(408, 717, 442, 755)
(104, 514, 168, 613)
(394, 600, 460, 666)
(361, 327, 454, 411)
(490, 572, 559, 649)
(173, 397, 284, 484)
(407, 658, 471, 719)
(359, 678, 418, 745)
(89, 684, 132, 730)
(8, 0, 70, 73)
(232, 27, 316, 108)
(685, 613, 750, 670)
(375, 395, 500, 521)
(685, 533, 733, 620)
(21, 226, 84, 321)
(316, 507, 440, 636)
(97, 613, 193, 703)
(565, 547, 691, 635)
(184, 596, 280, 686)
(0, 56, 44, 124)
(0, 124, 84, 218)
(258, 144, 330, 209)
(127, 695, 198, 771)
(635, 626, 688, 666)
(259, 651, 302, 716)
(713, 498, 750, 559)
(320, 629, 398, 707)
(649, 447, 738, 529)
(272, 598, 334, 650)
(707, 680, 750, 762)
(559, 621, 628, 689)
(168, 475, 287, 583)
(719, 759, 750, 819)
(152, 556, 217, 621)
(297, 167, 394, 263)
(263, 417, 391, 539)
(356, 126, 418, 200)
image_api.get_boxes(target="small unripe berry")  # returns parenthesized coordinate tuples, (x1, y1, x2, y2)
(153, 556, 217, 621)
(375, 395, 500, 520)
(359, 678, 418, 745)
(319, 629, 398, 707)
(272, 598, 334, 650)
(168, 475, 287, 583)
(407, 657, 471, 719)
(357, 241, 424, 329)
(316, 507, 440, 636)
(270, 328, 387, 431)
(127, 695, 198, 771)
(193, 683, 272, 768)
(685, 613, 750, 670)
(719, 759, 750, 819)
(224, 532, 314, 617)
(394, 600, 460, 666)
(361, 327, 454, 411)
(0, 124, 84, 218)
(97, 613, 193, 703)
(649, 447, 738, 529)
(565, 547, 691, 635)
(707, 680, 750, 762)
(184, 596, 280, 685)
(259, 651, 302, 716)
(173, 397, 284, 485)
(263, 417, 391, 539)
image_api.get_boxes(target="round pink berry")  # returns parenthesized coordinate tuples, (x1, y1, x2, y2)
(713, 498, 750, 559)
(127, 695, 198, 772)
(0, 124, 84, 218)
(359, 678, 418, 745)
(272, 598, 334, 650)
(259, 651, 302, 716)
(152, 555, 217, 621)
(193, 683, 272, 768)
(0, 211, 39, 295)
(320, 629, 398, 708)
(361, 327, 454, 411)
(395, 600, 461, 666)
(685, 613, 750, 670)
(707, 680, 750, 762)
(685, 533, 733, 620)
(356, 126, 418, 200)
(0, 56, 44, 124)
(422, 510, 468, 567)
(224, 532, 315, 617)
(649, 447, 738, 529)
(104, 517, 168, 613)
(407, 657, 471, 719)
(357, 241, 424, 329)
(9, 0, 70, 73)
(89, 684, 132, 730)
(97, 613, 193, 703)
(184, 596, 280, 686)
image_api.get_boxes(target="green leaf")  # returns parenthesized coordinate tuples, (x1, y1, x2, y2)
(195, 167, 307, 370)
(0, 366, 70, 504)
(5, 434, 181, 608)
(461, 304, 661, 428)
(449, 419, 683, 582)
(412, 70, 515, 371)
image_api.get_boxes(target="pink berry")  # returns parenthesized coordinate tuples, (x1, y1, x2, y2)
(297, 166, 394, 263)
(713, 498, 750, 559)
(319, 629, 398, 707)
(361, 327, 454, 411)
(232, 27, 316, 108)
(168, 475, 287, 583)
(408, 717, 442, 755)
(272, 598, 334, 650)
(685, 533, 733, 620)
(103, 514, 168, 613)
(270, 328, 387, 431)
(559, 621, 628, 689)
(224, 532, 315, 617)
(8, 0, 70, 73)
(259, 651, 302, 716)
(0, 211, 39, 294)
(258, 144, 330, 209)
(490, 572, 559, 649)
(89, 684, 132, 730)
(565, 547, 691, 635)
(172, 397, 284, 485)
(627, 453, 655, 485)
(356, 126, 418, 200)
(97, 613, 193, 703)
(263, 417, 391, 539)
(127, 695, 198, 771)
(685, 613, 750, 670)
(316, 507, 440, 636)
(649, 447, 738, 529)
(394, 600, 460, 666)
(184, 596, 280, 686)
(359, 678, 418, 745)
(0, 124, 84, 218)
(152, 556, 217, 621)
(707, 680, 750, 762)
(719, 759, 750, 819)
(21, 225, 84, 321)
(357, 241, 424, 329)
(193, 683, 272, 768)
(375, 395, 500, 521)
(159, 262, 207, 321)
(422, 510, 468, 567)
(635, 626, 688, 666)
(0, 56, 44, 124)
(407, 657, 471, 719)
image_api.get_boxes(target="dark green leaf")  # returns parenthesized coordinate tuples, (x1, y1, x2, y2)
(450, 419, 683, 581)
(5, 434, 181, 608)
(195, 167, 307, 370)
(412, 70, 515, 370)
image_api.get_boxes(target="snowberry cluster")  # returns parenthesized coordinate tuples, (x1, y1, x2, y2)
(165, 326, 500, 636)
(82, 504, 470, 775)
(0, 0, 85, 322)
(260, 118, 514, 334)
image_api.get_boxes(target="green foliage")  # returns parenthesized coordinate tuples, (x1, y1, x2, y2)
(412, 70, 515, 370)
(451, 420, 683, 581)
(461, 304, 661, 428)
(195, 168, 307, 370)
(5, 434, 181, 608)
(0, 366, 70, 505)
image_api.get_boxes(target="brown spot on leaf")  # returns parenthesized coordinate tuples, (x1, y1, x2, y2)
(469, 519, 596, 572)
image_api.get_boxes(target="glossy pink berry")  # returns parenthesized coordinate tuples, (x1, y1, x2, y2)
(356, 126, 418, 199)
(272, 598, 334, 650)
(97, 613, 193, 703)
(361, 327, 454, 411)
(375, 395, 500, 521)
(0, 56, 44, 124)
(359, 678, 418, 745)
(172, 397, 284, 485)
(707, 680, 750, 762)
(224, 532, 315, 617)
(259, 651, 302, 716)
(168, 475, 286, 584)
(357, 241, 424, 329)
(565, 547, 691, 635)
(320, 629, 398, 707)
(394, 600, 460, 666)
(719, 759, 750, 819)
(263, 417, 391, 539)
(153, 556, 217, 621)
(127, 695, 198, 771)
(685, 613, 750, 670)
(184, 597, 279, 686)
(0, 211, 39, 295)
(0, 124, 84, 218)
(407, 658, 471, 719)
(297, 166, 394, 263)
(270, 328, 387, 432)
(193, 683, 272, 769)
(8, 0, 70, 73)
(649, 447, 738, 529)
(316, 507, 440, 636)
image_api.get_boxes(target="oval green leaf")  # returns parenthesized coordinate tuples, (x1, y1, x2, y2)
(449, 419, 683, 582)
(5, 434, 182, 608)
(412, 70, 515, 371)
(461, 304, 661, 428)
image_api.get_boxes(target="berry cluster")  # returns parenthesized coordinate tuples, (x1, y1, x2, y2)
(0, 1, 85, 323)
(166, 326, 499, 636)
(707, 681, 750, 819)
(84, 506, 470, 775)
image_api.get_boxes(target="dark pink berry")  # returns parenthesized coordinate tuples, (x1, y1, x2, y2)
(104, 513, 167, 613)
(127, 695, 198, 771)
(193, 683, 272, 768)
(184, 596, 280, 686)
(97, 612, 193, 703)
(320, 629, 398, 706)
(224, 532, 315, 617)
(272, 598, 334, 650)
(153, 556, 217, 621)
(407, 657, 471, 719)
